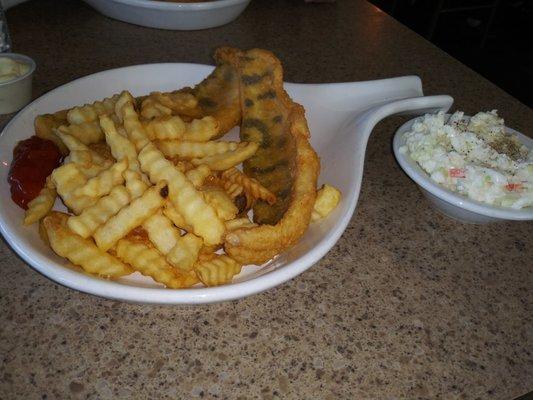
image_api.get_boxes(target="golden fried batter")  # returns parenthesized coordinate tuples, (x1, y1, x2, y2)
(223, 48, 320, 264)
(190, 48, 242, 136)
(145, 48, 242, 137)
(232, 49, 296, 224)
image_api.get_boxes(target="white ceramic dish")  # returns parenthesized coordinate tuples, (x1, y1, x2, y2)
(393, 115, 533, 223)
(83, 0, 251, 30)
(0, 64, 453, 304)
(0, 53, 36, 114)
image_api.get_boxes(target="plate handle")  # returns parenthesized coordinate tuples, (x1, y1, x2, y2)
(319, 94, 454, 214)
(352, 94, 454, 141)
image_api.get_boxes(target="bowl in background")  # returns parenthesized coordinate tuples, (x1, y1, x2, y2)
(0, 53, 35, 114)
(83, 0, 252, 30)
(393, 115, 533, 224)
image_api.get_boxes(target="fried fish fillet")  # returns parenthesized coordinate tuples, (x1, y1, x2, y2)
(234, 49, 297, 224)
(223, 48, 320, 265)
(189, 48, 242, 136)
(144, 48, 242, 137)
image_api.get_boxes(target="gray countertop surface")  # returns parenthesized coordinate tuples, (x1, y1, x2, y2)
(1, 0, 532, 399)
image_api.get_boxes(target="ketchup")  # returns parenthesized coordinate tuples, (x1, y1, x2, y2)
(8, 136, 63, 209)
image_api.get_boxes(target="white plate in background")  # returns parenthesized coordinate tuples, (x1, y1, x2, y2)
(83, 0, 251, 30)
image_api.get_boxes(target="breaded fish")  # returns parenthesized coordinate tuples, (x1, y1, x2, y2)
(144, 48, 242, 137)
(223, 48, 320, 264)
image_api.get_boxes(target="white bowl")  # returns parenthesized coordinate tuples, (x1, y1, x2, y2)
(0, 53, 36, 114)
(83, 0, 252, 30)
(393, 115, 533, 224)
(0, 64, 453, 304)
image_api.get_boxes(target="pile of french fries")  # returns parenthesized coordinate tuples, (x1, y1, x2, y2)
(25, 90, 340, 288)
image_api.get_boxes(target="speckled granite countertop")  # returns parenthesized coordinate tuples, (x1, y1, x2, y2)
(1, 0, 532, 399)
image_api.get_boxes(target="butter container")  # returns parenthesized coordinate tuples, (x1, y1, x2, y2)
(0, 53, 35, 114)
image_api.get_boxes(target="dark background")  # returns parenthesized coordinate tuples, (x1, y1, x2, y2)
(368, 0, 533, 108)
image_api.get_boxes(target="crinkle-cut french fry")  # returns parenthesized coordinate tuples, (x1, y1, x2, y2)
(185, 165, 211, 188)
(114, 91, 135, 124)
(68, 150, 92, 167)
(174, 160, 195, 173)
(59, 121, 104, 145)
(186, 117, 220, 141)
(124, 226, 152, 246)
(244, 191, 255, 210)
(206, 175, 244, 198)
(115, 239, 198, 288)
(199, 243, 222, 257)
(191, 142, 259, 171)
(224, 217, 257, 231)
(39, 217, 50, 246)
(51, 163, 97, 214)
(117, 126, 128, 137)
(144, 115, 185, 140)
(55, 128, 109, 166)
(99, 116, 150, 189)
(226, 182, 244, 198)
(202, 189, 238, 221)
(99, 115, 141, 173)
(140, 97, 173, 120)
(138, 143, 224, 245)
(311, 184, 341, 222)
(162, 202, 192, 232)
(67, 185, 131, 238)
(67, 196, 98, 215)
(44, 212, 131, 278)
(144, 115, 219, 142)
(79, 160, 110, 179)
(24, 177, 56, 225)
(195, 255, 242, 287)
(123, 170, 149, 199)
(93, 180, 167, 251)
(73, 158, 128, 198)
(142, 212, 181, 255)
(150, 91, 198, 114)
(183, 269, 201, 287)
(166, 233, 203, 272)
(223, 181, 243, 198)
(120, 96, 151, 151)
(198, 251, 218, 263)
(67, 93, 120, 124)
(156, 140, 239, 159)
(87, 142, 114, 162)
(221, 167, 277, 205)
(35, 110, 69, 154)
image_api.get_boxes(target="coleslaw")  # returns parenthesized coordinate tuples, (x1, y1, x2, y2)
(399, 110, 532, 209)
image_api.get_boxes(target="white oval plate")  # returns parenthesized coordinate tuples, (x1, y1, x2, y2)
(0, 64, 453, 304)
(83, 0, 252, 30)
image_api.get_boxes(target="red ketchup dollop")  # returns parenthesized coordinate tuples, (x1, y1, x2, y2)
(8, 136, 63, 209)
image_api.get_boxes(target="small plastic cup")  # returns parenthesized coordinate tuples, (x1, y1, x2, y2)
(0, 53, 36, 114)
